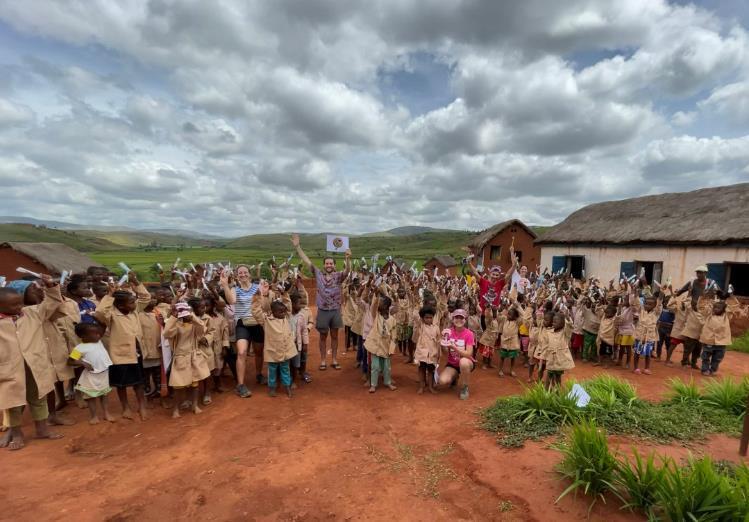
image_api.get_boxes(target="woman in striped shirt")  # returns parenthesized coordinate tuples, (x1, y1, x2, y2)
(221, 265, 262, 398)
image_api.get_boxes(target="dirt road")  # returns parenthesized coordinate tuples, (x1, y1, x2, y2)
(3, 325, 748, 521)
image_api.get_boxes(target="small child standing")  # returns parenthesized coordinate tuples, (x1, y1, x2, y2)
(526, 313, 541, 383)
(290, 293, 310, 386)
(570, 302, 585, 360)
(68, 322, 114, 424)
(365, 291, 397, 393)
(699, 296, 744, 376)
(478, 307, 499, 369)
(138, 297, 162, 399)
(632, 295, 661, 375)
(544, 312, 574, 388)
(616, 291, 636, 369)
(163, 302, 211, 417)
(497, 304, 521, 377)
(251, 281, 296, 397)
(412, 306, 440, 394)
(595, 305, 617, 369)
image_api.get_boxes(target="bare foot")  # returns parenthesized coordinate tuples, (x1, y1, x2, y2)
(428, 387, 438, 394)
(498, 370, 504, 377)
(193, 405, 202, 415)
(417, 387, 424, 395)
(34, 424, 63, 440)
(121, 409, 134, 420)
(89, 417, 100, 425)
(104, 412, 117, 423)
(1, 427, 27, 450)
(172, 410, 181, 419)
(139, 408, 148, 421)
(387, 384, 397, 391)
(369, 386, 376, 393)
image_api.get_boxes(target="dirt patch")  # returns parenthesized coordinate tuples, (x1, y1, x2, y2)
(2, 313, 749, 521)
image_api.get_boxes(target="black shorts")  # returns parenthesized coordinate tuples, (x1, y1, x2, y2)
(109, 357, 144, 388)
(419, 362, 436, 372)
(599, 342, 613, 357)
(235, 320, 264, 343)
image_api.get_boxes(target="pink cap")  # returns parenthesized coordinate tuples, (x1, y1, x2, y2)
(451, 309, 467, 319)
(490, 266, 502, 273)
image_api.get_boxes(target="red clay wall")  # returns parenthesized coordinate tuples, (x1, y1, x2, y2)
(479, 227, 540, 273)
(0, 248, 51, 280)
(423, 260, 455, 276)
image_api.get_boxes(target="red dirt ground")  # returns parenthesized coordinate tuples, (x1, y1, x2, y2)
(3, 320, 749, 522)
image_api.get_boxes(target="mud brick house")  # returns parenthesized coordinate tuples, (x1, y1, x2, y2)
(0, 242, 103, 280)
(467, 220, 540, 273)
(424, 255, 458, 276)
(536, 183, 749, 294)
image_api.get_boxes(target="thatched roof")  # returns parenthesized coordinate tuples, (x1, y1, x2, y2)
(1, 242, 103, 275)
(468, 219, 538, 251)
(425, 255, 458, 267)
(536, 183, 749, 245)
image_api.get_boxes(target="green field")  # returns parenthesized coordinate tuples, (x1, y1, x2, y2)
(89, 230, 475, 276)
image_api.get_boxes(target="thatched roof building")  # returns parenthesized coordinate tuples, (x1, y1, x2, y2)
(537, 183, 749, 246)
(0, 242, 103, 278)
(537, 183, 749, 296)
(425, 255, 458, 268)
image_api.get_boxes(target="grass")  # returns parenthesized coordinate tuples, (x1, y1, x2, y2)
(729, 331, 749, 354)
(556, 420, 619, 513)
(481, 376, 744, 448)
(554, 422, 749, 520)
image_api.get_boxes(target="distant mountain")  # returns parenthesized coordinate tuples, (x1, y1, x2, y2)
(143, 228, 222, 240)
(362, 226, 463, 237)
(0, 223, 123, 251)
(0, 216, 133, 231)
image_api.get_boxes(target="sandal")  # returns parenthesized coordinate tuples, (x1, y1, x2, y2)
(235, 384, 252, 398)
(303, 372, 312, 383)
(319, 363, 327, 371)
(331, 362, 341, 370)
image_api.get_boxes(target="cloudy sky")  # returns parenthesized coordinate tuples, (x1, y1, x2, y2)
(1, 1, 748, 237)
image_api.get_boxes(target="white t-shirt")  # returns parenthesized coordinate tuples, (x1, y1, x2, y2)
(70, 341, 113, 374)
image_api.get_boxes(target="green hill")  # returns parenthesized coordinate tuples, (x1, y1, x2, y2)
(75, 229, 219, 248)
(0, 224, 122, 251)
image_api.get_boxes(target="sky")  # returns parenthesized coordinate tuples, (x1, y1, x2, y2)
(0, 0, 748, 237)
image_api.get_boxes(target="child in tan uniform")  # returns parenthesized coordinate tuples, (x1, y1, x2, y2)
(478, 307, 499, 369)
(94, 273, 151, 420)
(412, 306, 440, 394)
(251, 281, 296, 397)
(497, 304, 521, 377)
(595, 305, 617, 369)
(163, 302, 211, 417)
(699, 295, 744, 376)
(544, 312, 575, 388)
(632, 295, 662, 375)
(0, 278, 64, 450)
(365, 291, 398, 393)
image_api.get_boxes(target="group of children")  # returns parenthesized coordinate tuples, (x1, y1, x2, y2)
(1, 254, 745, 450)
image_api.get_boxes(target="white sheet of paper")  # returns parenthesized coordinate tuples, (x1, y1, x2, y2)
(326, 234, 349, 253)
(568, 383, 590, 408)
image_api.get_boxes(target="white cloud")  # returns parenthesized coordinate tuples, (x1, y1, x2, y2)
(0, 0, 747, 235)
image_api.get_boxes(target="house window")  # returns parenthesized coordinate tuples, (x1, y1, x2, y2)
(726, 263, 749, 296)
(551, 255, 585, 279)
(490, 245, 502, 261)
(634, 261, 664, 285)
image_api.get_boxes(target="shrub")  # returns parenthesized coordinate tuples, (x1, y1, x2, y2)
(556, 420, 618, 512)
(517, 382, 580, 426)
(665, 377, 702, 403)
(613, 449, 665, 516)
(728, 331, 749, 354)
(585, 374, 638, 404)
(654, 456, 737, 522)
(703, 377, 747, 417)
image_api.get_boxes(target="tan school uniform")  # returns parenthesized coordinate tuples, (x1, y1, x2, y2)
(94, 284, 151, 365)
(413, 318, 440, 365)
(251, 295, 297, 363)
(680, 296, 713, 341)
(500, 318, 521, 351)
(0, 285, 63, 410)
(365, 312, 397, 358)
(163, 315, 211, 387)
(137, 311, 162, 363)
(597, 316, 617, 346)
(668, 296, 689, 340)
(545, 323, 575, 371)
(208, 314, 229, 371)
(700, 297, 743, 346)
(44, 298, 80, 382)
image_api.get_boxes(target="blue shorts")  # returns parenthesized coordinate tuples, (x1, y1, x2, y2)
(634, 340, 655, 357)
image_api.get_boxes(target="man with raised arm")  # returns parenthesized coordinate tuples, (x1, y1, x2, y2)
(291, 234, 351, 371)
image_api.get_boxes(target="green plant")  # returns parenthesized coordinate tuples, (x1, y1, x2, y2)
(516, 382, 580, 426)
(556, 420, 619, 513)
(585, 374, 638, 404)
(614, 448, 665, 516)
(703, 377, 747, 417)
(654, 456, 737, 521)
(729, 331, 749, 354)
(666, 377, 702, 403)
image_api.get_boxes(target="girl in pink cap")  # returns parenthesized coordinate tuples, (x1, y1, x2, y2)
(436, 309, 475, 400)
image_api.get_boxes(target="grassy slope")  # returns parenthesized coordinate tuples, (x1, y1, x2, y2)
(0, 224, 121, 251)
(75, 229, 218, 248)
